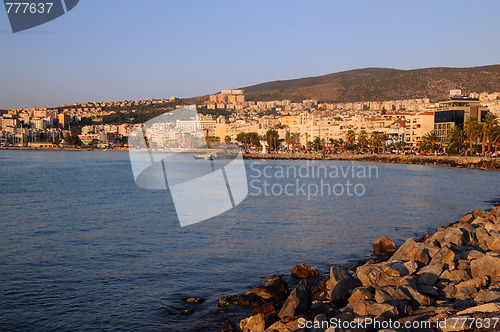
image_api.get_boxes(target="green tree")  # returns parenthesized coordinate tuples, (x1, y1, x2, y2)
(265, 129, 279, 151)
(421, 131, 440, 152)
(481, 113, 499, 154)
(358, 130, 369, 151)
(464, 117, 482, 154)
(447, 126, 466, 155)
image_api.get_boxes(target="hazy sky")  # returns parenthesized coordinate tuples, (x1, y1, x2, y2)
(1, 0, 500, 109)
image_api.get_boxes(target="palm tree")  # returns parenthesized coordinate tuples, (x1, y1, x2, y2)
(447, 126, 466, 155)
(464, 117, 482, 155)
(421, 131, 440, 152)
(481, 113, 499, 154)
(370, 131, 386, 153)
(358, 130, 369, 152)
(488, 125, 500, 154)
(345, 130, 356, 146)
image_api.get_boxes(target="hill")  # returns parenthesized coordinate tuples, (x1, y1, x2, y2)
(239, 65, 500, 102)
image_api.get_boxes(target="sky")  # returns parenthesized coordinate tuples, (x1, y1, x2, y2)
(1, 0, 500, 109)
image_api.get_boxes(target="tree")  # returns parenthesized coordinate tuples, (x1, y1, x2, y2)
(464, 117, 482, 154)
(266, 129, 279, 151)
(421, 131, 440, 152)
(481, 113, 499, 154)
(489, 125, 500, 154)
(358, 130, 369, 152)
(370, 131, 387, 153)
(447, 126, 466, 155)
(345, 130, 356, 146)
(312, 136, 322, 151)
(236, 132, 260, 148)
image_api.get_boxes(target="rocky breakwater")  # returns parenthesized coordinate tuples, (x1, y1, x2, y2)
(243, 153, 500, 172)
(218, 205, 500, 331)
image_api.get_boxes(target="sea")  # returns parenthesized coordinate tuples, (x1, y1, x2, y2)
(0, 150, 499, 331)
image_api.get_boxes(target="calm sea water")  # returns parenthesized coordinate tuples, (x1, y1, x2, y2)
(0, 150, 499, 331)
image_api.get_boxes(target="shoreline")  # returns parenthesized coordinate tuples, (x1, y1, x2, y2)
(243, 152, 500, 172)
(219, 204, 500, 332)
(2, 147, 500, 172)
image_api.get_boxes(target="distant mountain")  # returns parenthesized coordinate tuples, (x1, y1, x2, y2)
(239, 65, 500, 102)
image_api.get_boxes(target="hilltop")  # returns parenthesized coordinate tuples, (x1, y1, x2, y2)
(238, 65, 500, 102)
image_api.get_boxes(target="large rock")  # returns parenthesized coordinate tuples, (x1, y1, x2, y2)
(443, 226, 470, 246)
(348, 287, 374, 303)
(403, 286, 433, 306)
(278, 279, 312, 322)
(327, 266, 361, 302)
(491, 205, 500, 218)
(457, 303, 500, 315)
(459, 213, 475, 224)
(374, 286, 411, 303)
(291, 263, 319, 279)
(440, 269, 471, 284)
(474, 290, 500, 303)
(417, 264, 443, 286)
(247, 275, 289, 301)
(356, 262, 402, 288)
(387, 261, 419, 276)
(471, 252, 500, 283)
(238, 314, 265, 332)
(351, 300, 398, 317)
(429, 247, 456, 268)
(388, 238, 438, 265)
(373, 235, 398, 254)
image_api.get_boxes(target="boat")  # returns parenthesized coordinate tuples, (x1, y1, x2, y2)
(193, 153, 217, 160)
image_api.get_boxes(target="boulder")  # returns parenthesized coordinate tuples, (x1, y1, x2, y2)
(278, 279, 312, 322)
(238, 314, 265, 332)
(441, 284, 457, 299)
(247, 275, 289, 301)
(266, 320, 287, 332)
(252, 303, 276, 316)
(387, 261, 418, 276)
(417, 285, 439, 297)
(491, 205, 500, 218)
(373, 235, 398, 254)
(348, 287, 374, 303)
(429, 247, 456, 268)
(388, 238, 438, 265)
(457, 303, 500, 315)
(374, 286, 412, 303)
(459, 213, 475, 224)
(417, 264, 443, 286)
(351, 300, 398, 317)
(356, 263, 402, 288)
(456, 285, 478, 300)
(291, 263, 319, 279)
(473, 290, 500, 303)
(443, 227, 470, 246)
(403, 286, 433, 307)
(327, 266, 361, 302)
(472, 209, 493, 220)
(311, 276, 329, 301)
(456, 276, 490, 291)
(471, 252, 500, 283)
(374, 286, 413, 314)
(466, 250, 485, 261)
(440, 269, 471, 284)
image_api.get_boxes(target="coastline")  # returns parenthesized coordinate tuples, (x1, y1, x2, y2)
(243, 152, 500, 172)
(219, 204, 500, 332)
(2, 147, 500, 172)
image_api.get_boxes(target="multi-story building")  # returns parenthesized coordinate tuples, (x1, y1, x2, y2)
(433, 95, 489, 143)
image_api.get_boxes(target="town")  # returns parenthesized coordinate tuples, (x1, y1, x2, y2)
(1, 89, 500, 156)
